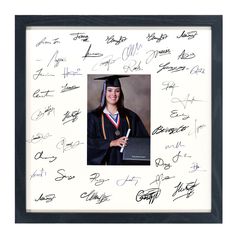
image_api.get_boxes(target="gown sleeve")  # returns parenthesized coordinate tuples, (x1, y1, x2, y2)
(127, 109, 149, 137)
(87, 112, 111, 165)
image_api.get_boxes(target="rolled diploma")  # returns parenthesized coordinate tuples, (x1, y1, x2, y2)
(120, 128, 131, 153)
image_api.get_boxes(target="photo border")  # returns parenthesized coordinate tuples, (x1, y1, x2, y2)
(15, 15, 222, 223)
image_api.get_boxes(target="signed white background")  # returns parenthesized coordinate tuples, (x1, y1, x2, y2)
(0, 0, 234, 235)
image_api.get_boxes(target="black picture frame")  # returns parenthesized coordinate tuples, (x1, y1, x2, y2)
(15, 15, 222, 223)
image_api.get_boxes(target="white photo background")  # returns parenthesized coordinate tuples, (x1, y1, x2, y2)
(26, 27, 211, 212)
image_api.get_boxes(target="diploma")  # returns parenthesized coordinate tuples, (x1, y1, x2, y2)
(120, 128, 131, 153)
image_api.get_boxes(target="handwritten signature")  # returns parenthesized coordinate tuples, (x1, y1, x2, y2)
(172, 179, 199, 201)
(80, 190, 111, 204)
(136, 188, 161, 204)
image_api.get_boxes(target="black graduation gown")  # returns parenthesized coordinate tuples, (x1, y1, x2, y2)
(87, 108, 149, 165)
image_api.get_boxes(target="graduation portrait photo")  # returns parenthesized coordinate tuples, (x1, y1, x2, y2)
(87, 74, 151, 165)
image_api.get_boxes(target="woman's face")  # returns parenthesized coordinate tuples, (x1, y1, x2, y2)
(106, 86, 121, 105)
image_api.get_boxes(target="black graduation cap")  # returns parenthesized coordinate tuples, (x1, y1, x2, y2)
(94, 75, 129, 87)
(94, 75, 129, 106)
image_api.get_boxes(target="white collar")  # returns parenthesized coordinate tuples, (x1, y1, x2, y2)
(103, 107, 119, 115)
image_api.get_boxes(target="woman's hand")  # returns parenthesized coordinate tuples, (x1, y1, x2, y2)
(110, 136, 128, 148)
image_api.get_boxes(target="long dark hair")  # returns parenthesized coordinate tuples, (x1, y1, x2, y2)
(96, 87, 125, 116)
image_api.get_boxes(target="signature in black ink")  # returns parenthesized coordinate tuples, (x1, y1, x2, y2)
(145, 49, 171, 64)
(34, 151, 57, 163)
(47, 50, 66, 68)
(155, 158, 172, 170)
(165, 141, 185, 149)
(82, 44, 103, 60)
(56, 137, 84, 153)
(106, 35, 127, 45)
(70, 32, 89, 42)
(177, 30, 198, 40)
(150, 173, 175, 187)
(33, 68, 55, 80)
(190, 65, 205, 75)
(26, 132, 52, 144)
(62, 67, 82, 78)
(170, 109, 190, 120)
(92, 55, 120, 71)
(80, 190, 111, 204)
(116, 175, 141, 186)
(157, 62, 186, 74)
(35, 193, 56, 203)
(36, 37, 60, 47)
(89, 173, 109, 186)
(55, 169, 75, 181)
(62, 109, 81, 125)
(171, 94, 203, 109)
(152, 125, 189, 135)
(33, 89, 55, 98)
(172, 179, 199, 201)
(172, 150, 191, 163)
(31, 105, 55, 121)
(122, 42, 142, 61)
(136, 188, 161, 204)
(178, 49, 196, 60)
(162, 81, 178, 96)
(123, 60, 143, 73)
(146, 33, 168, 43)
(30, 168, 46, 180)
(189, 162, 207, 173)
(61, 83, 80, 93)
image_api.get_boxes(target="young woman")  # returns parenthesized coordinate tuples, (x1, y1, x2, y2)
(87, 75, 149, 165)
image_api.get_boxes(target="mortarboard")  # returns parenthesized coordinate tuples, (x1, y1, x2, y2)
(94, 75, 129, 106)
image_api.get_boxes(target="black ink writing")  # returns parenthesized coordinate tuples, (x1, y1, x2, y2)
(172, 179, 199, 201)
(35, 193, 56, 203)
(123, 60, 143, 73)
(162, 81, 178, 96)
(55, 169, 75, 181)
(177, 30, 198, 40)
(136, 188, 161, 204)
(80, 190, 111, 204)
(146, 33, 168, 43)
(152, 125, 189, 135)
(33, 89, 55, 98)
(62, 109, 81, 125)
(36, 37, 60, 47)
(170, 109, 190, 120)
(155, 158, 172, 170)
(89, 173, 109, 186)
(172, 150, 191, 163)
(47, 50, 66, 68)
(106, 35, 127, 45)
(61, 83, 80, 93)
(82, 44, 103, 60)
(33, 68, 55, 80)
(157, 62, 186, 74)
(70, 32, 89, 42)
(178, 49, 196, 60)
(34, 151, 57, 163)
